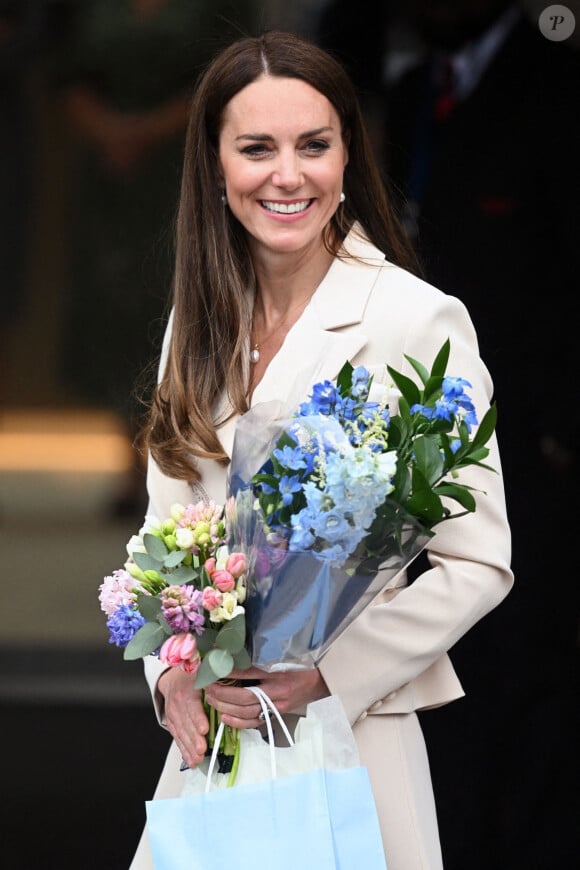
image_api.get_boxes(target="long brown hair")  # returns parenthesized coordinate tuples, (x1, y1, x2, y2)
(145, 30, 419, 482)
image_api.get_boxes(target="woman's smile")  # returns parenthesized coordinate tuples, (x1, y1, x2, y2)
(259, 198, 314, 217)
(218, 74, 348, 258)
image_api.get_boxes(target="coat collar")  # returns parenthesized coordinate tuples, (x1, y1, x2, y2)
(250, 225, 386, 409)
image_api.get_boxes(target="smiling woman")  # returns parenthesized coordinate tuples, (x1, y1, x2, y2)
(216, 75, 350, 386)
(128, 30, 513, 870)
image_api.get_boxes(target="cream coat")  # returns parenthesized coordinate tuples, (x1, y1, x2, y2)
(130, 226, 513, 869)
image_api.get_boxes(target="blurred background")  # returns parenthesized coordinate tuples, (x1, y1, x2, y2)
(2, 1, 578, 867)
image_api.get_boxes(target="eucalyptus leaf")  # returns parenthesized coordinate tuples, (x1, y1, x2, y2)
(206, 647, 235, 679)
(233, 647, 252, 670)
(192, 647, 234, 690)
(132, 551, 163, 573)
(163, 549, 188, 568)
(123, 622, 167, 660)
(168, 565, 196, 585)
(137, 595, 163, 620)
(215, 614, 246, 654)
(193, 656, 218, 690)
(196, 627, 218, 653)
(144, 533, 169, 561)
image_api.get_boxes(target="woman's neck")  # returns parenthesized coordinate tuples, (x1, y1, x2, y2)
(248, 241, 335, 397)
(251, 242, 334, 322)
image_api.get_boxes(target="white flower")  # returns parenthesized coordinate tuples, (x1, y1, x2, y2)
(126, 534, 146, 557)
(175, 527, 195, 550)
(170, 503, 186, 522)
(211, 592, 245, 622)
(386, 386, 402, 416)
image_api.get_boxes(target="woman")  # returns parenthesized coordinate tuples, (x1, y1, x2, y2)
(130, 31, 512, 869)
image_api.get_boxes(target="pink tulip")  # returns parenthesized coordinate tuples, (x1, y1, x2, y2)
(212, 569, 235, 592)
(226, 552, 246, 578)
(204, 557, 216, 576)
(202, 587, 222, 611)
(159, 632, 200, 674)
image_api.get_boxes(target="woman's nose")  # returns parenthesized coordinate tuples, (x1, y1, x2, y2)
(271, 150, 304, 189)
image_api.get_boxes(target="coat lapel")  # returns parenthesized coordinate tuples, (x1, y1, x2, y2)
(251, 226, 386, 411)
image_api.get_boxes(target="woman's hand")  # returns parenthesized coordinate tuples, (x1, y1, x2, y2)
(157, 667, 209, 769)
(203, 667, 330, 729)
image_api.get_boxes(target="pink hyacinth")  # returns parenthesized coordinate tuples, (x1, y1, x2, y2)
(98, 569, 144, 617)
(181, 500, 224, 540)
(160, 585, 205, 634)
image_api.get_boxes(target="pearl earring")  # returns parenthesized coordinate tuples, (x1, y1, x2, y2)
(221, 192, 227, 205)
(339, 192, 346, 203)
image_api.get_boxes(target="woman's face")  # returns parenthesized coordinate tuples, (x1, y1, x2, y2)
(218, 75, 348, 262)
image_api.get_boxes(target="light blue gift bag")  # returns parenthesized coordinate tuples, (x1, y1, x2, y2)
(146, 689, 387, 870)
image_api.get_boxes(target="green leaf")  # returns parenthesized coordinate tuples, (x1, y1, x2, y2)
(385, 415, 404, 448)
(407, 467, 446, 525)
(336, 360, 354, 394)
(196, 627, 218, 653)
(144, 532, 169, 561)
(253, 473, 280, 489)
(472, 404, 497, 448)
(207, 648, 235, 677)
(412, 435, 444, 485)
(163, 549, 188, 568)
(132, 551, 163, 573)
(233, 647, 252, 670)
(386, 366, 421, 409)
(422, 378, 443, 402)
(461, 446, 491, 465)
(168, 565, 196, 585)
(403, 354, 430, 387)
(430, 338, 451, 379)
(435, 482, 477, 512)
(215, 614, 246, 654)
(137, 595, 163, 620)
(194, 649, 234, 689)
(193, 655, 218, 690)
(123, 622, 167, 660)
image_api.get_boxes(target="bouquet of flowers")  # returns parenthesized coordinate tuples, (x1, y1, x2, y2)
(227, 338, 497, 669)
(98, 501, 250, 773)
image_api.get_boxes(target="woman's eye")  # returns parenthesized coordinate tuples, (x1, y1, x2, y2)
(304, 139, 330, 153)
(240, 144, 269, 157)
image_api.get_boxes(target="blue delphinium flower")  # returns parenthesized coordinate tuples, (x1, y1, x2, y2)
(442, 376, 471, 397)
(106, 605, 146, 648)
(278, 474, 303, 506)
(411, 374, 479, 432)
(299, 380, 340, 416)
(273, 444, 308, 471)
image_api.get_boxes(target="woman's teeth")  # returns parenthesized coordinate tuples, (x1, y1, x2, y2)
(261, 200, 311, 214)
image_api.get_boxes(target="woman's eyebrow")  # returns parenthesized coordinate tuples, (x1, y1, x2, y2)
(235, 126, 333, 142)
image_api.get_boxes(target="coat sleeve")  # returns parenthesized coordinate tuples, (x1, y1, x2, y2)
(318, 267, 513, 724)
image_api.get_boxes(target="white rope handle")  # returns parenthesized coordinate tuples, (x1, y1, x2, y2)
(204, 686, 294, 791)
(248, 686, 295, 747)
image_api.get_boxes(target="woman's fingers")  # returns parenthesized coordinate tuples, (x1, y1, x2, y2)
(158, 667, 209, 767)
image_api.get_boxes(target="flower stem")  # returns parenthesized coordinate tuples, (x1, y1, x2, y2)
(227, 729, 241, 788)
